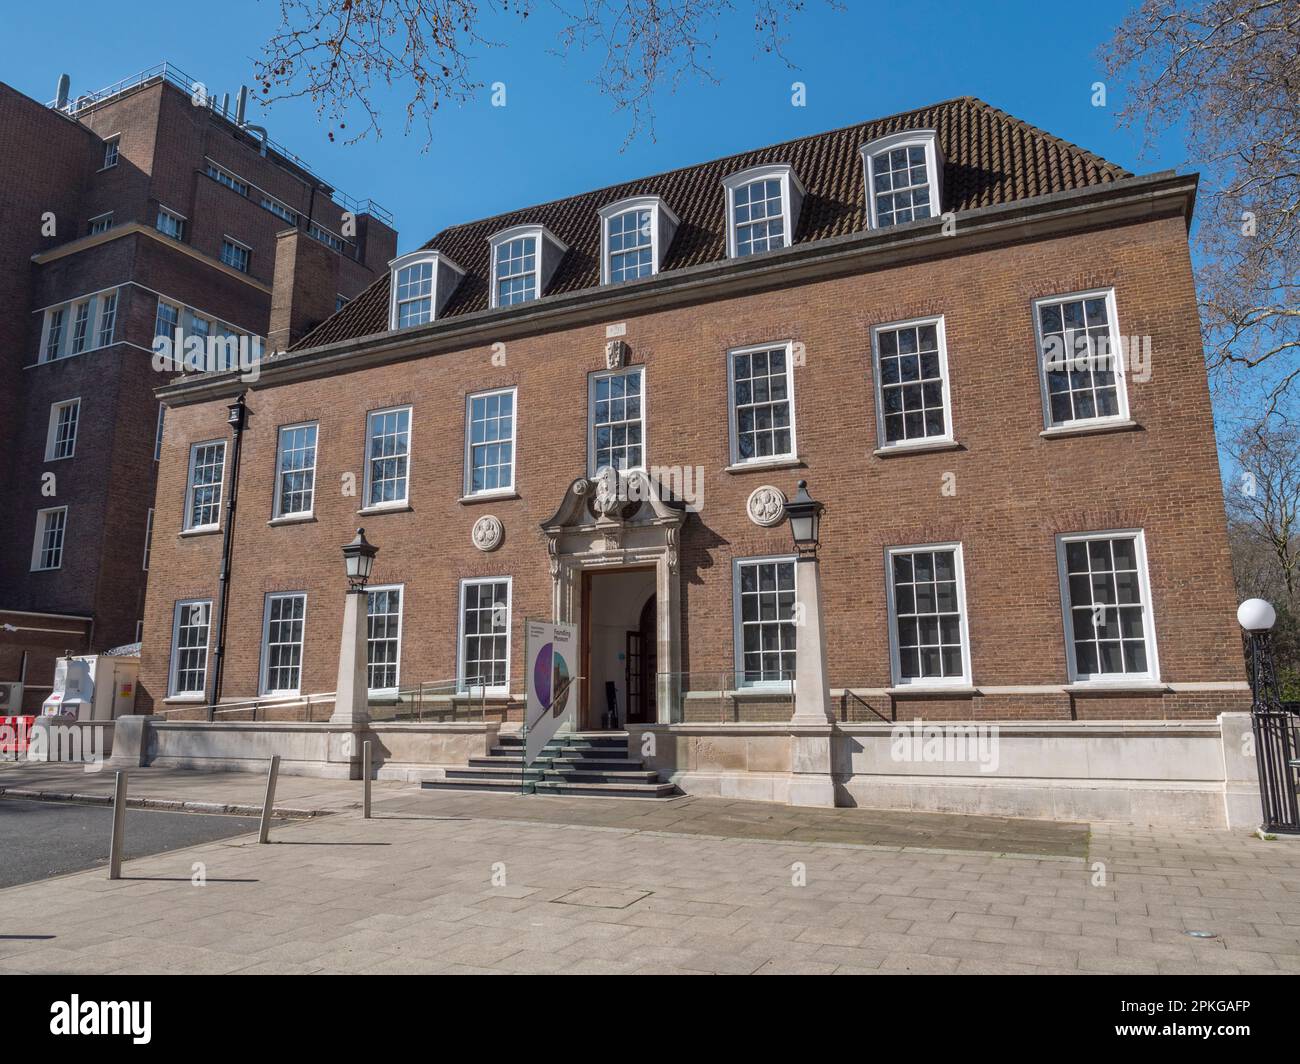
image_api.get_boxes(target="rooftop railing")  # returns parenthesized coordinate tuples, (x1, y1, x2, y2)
(48, 61, 394, 227)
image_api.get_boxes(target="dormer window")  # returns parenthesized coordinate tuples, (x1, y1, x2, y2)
(488, 225, 568, 309)
(722, 164, 804, 259)
(597, 196, 679, 284)
(387, 250, 465, 330)
(860, 130, 944, 229)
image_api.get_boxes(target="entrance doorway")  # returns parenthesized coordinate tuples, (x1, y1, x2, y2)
(582, 567, 656, 729)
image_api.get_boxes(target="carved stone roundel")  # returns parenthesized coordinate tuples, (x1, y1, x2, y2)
(747, 485, 787, 528)
(471, 515, 504, 552)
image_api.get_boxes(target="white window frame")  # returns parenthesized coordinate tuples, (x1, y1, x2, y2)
(860, 130, 944, 230)
(597, 196, 678, 284)
(1055, 529, 1161, 685)
(366, 584, 405, 695)
(156, 206, 186, 240)
(143, 508, 154, 571)
(727, 340, 798, 466)
(732, 555, 799, 688)
(587, 366, 647, 477)
(273, 421, 319, 519)
(871, 315, 954, 451)
(30, 506, 68, 572)
(463, 387, 517, 498)
(884, 542, 973, 688)
(168, 599, 212, 699)
(489, 229, 540, 308)
(88, 212, 113, 235)
(722, 164, 803, 259)
(101, 135, 120, 170)
(38, 289, 123, 363)
(457, 576, 512, 696)
(259, 591, 308, 697)
(386, 250, 463, 330)
(96, 291, 117, 347)
(363, 405, 413, 511)
(220, 236, 251, 274)
(1033, 288, 1130, 431)
(44, 398, 81, 462)
(183, 439, 226, 532)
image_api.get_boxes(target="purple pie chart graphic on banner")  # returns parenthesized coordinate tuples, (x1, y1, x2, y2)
(533, 642, 571, 716)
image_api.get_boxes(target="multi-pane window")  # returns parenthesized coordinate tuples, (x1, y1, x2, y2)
(206, 162, 248, 196)
(184, 441, 226, 531)
(274, 423, 318, 517)
(70, 301, 92, 355)
(465, 389, 515, 495)
(169, 600, 211, 697)
(31, 507, 67, 571)
(460, 579, 511, 692)
(155, 299, 180, 345)
(102, 137, 119, 169)
(44, 308, 66, 361)
(45, 399, 80, 461)
(156, 208, 185, 240)
(96, 292, 117, 347)
(494, 236, 537, 306)
(1036, 291, 1126, 427)
(874, 318, 951, 446)
(309, 224, 344, 252)
(871, 145, 933, 227)
(395, 261, 434, 327)
(220, 238, 250, 273)
(365, 407, 411, 507)
(88, 213, 113, 235)
(735, 558, 797, 684)
(143, 508, 154, 571)
(1058, 531, 1157, 681)
(261, 196, 298, 225)
(607, 209, 653, 281)
(367, 586, 403, 692)
(261, 593, 306, 695)
(732, 179, 785, 256)
(887, 546, 970, 684)
(590, 368, 644, 474)
(730, 343, 795, 463)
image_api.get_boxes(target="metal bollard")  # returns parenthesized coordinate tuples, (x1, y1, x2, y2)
(108, 770, 128, 879)
(258, 754, 281, 844)
(362, 740, 372, 819)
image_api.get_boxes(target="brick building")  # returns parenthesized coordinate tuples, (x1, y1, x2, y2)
(0, 63, 398, 712)
(141, 96, 1246, 741)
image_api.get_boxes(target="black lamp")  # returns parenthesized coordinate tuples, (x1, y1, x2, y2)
(786, 479, 823, 555)
(342, 527, 378, 591)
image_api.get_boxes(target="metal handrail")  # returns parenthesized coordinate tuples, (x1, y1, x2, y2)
(154, 692, 337, 722)
(842, 689, 893, 723)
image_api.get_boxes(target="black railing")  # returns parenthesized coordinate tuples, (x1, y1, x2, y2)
(1246, 633, 1300, 834)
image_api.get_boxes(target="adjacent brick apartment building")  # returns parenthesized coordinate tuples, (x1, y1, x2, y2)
(0, 63, 397, 712)
(141, 96, 1247, 729)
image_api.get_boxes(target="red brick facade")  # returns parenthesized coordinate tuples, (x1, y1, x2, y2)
(139, 188, 1247, 721)
(0, 69, 397, 711)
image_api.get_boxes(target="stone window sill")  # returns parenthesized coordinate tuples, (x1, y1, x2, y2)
(459, 490, 519, 505)
(179, 526, 220, 538)
(1064, 681, 1168, 695)
(1040, 419, 1139, 440)
(724, 456, 805, 475)
(268, 514, 316, 527)
(356, 503, 413, 516)
(873, 439, 961, 458)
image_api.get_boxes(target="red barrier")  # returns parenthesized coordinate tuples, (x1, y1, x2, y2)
(0, 716, 35, 754)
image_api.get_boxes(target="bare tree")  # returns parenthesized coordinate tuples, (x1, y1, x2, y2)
(1226, 416, 1300, 602)
(254, 0, 837, 147)
(1101, 1, 1300, 409)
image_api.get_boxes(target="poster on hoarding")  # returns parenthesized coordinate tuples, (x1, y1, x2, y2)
(524, 618, 578, 765)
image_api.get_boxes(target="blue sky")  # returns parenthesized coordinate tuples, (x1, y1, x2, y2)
(6, 0, 1184, 252)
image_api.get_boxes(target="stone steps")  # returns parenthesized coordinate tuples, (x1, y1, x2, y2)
(422, 731, 679, 800)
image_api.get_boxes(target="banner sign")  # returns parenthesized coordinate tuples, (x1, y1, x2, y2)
(524, 618, 578, 765)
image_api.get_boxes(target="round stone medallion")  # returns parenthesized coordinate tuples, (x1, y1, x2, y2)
(471, 514, 504, 552)
(746, 485, 787, 527)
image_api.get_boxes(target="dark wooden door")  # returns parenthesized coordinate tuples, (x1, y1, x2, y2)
(626, 596, 657, 724)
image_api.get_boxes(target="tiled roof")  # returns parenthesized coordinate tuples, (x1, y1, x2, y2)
(293, 96, 1131, 351)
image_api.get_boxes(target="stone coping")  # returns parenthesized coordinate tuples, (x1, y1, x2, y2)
(640, 719, 1225, 737)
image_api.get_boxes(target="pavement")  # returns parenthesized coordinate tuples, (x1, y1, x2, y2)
(1, 763, 1299, 974)
(0, 799, 267, 888)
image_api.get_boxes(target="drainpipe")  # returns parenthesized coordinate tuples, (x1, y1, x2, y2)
(206, 394, 249, 719)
